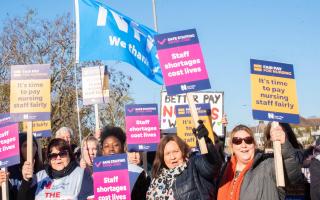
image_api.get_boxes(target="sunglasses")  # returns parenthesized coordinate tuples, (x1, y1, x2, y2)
(232, 136, 254, 145)
(48, 150, 68, 160)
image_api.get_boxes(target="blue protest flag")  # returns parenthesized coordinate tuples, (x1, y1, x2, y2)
(75, 0, 163, 84)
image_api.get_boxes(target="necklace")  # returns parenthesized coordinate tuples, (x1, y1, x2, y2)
(230, 170, 241, 199)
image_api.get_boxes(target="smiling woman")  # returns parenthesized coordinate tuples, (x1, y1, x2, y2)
(18, 138, 94, 200)
(217, 124, 303, 200)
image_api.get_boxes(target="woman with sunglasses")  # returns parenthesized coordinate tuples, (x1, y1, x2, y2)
(18, 138, 94, 200)
(217, 124, 303, 200)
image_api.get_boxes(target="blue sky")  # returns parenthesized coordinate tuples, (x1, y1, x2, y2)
(1, 0, 319, 129)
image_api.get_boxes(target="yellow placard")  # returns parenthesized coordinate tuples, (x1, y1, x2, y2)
(10, 79, 51, 113)
(251, 74, 299, 114)
(22, 121, 51, 132)
(176, 115, 214, 147)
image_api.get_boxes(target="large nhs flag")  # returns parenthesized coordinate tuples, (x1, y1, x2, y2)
(75, 0, 163, 84)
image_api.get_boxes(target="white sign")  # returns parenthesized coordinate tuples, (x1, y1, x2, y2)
(82, 66, 109, 105)
(161, 91, 224, 136)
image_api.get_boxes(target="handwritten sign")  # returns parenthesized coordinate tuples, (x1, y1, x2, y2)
(82, 66, 109, 105)
(125, 104, 160, 151)
(155, 29, 211, 95)
(161, 91, 224, 136)
(10, 64, 51, 121)
(93, 154, 131, 200)
(250, 59, 299, 123)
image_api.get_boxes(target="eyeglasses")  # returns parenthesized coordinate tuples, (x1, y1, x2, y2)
(48, 150, 68, 160)
(232, 136, 254, 145)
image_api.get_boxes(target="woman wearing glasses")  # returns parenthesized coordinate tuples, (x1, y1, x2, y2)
(18, 138, 94, 200)
(217, 124, 303, 200)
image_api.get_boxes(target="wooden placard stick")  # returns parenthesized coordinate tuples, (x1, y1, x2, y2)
(186, 93, 208, 154)
(27, 121, 33, 164)
(272, 121, 285, 187)
(1, 168, 9, 200)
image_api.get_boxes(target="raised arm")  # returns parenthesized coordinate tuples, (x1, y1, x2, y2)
(192, 121, 222, 179)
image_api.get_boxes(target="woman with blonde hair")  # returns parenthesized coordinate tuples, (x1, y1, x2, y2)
(79, 135, 101, 175)
(217, 124, 303, 200)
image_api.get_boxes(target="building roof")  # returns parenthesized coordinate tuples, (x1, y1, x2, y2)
(295, 116, 320, 127)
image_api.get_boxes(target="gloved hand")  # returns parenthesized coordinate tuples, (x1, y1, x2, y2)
(192, 120, 210, 143)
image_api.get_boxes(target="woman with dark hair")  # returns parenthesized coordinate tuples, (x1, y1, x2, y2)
(264, 122, 303, 149)
(217, 124, 303, 200)
(0, 133, 43, 200)
(310, 137, 320, 200)
(100, 126, 150, 200)
(264, 122, 308, 199)
(146, 122, 222, 200)
(18, 138, 93, 200)
(100, 126, 126, 155)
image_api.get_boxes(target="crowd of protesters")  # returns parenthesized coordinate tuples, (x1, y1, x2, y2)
(0, 119, 320, 200)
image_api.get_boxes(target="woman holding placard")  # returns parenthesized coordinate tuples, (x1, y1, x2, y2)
(146, 121, 222, 200)
(18, 138, 93, 200)
(100, 126, 150, 200)
(217, 124, 303, 200)
(0, 133, 42, 200)
(264, 122, 308, 199)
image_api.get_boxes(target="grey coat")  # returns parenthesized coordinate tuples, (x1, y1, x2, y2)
(220, 140, 303, 200)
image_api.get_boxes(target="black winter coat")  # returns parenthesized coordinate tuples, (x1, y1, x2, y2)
(172, 143, 222, 200)
(310, 157, 320, 200)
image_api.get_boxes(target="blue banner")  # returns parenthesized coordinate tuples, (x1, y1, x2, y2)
(75, 0, 163, 84)
(250, 59, 294, 79)
(175, 103, 211, 118)
(125, 104, 158, 116)
(93, 154, 128, 172)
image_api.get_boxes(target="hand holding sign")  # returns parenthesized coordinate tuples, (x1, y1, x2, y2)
(270, 123, 286, 144)
(250, 59, 299, 187)
(192, 120, 211, 144)
(22, 161, 34, 181)
(1, 168, 9, 200)
(0, 170, 9, 185)
(271, 122, 285, 187)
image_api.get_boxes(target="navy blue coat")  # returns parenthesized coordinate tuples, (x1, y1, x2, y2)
(172, 143, 222, 200)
